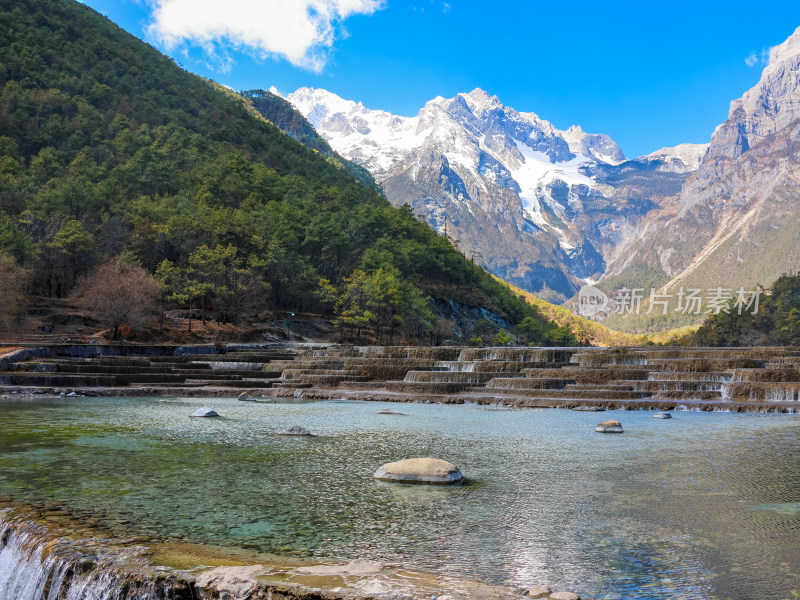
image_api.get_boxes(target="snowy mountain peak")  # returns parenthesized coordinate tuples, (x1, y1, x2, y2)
(561, 125, 626, 165)
(641, 143, 709, 172)
(284, 86, 632, 222)
(460, 88, 502, 112)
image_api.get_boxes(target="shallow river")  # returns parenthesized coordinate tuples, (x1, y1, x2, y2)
(0, 396, 799, 599)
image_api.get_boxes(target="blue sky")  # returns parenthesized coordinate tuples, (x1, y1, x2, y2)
(80, 0, 800, 157)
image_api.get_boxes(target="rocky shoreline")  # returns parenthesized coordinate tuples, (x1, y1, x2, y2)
(0, 501, 581, 600)
(1, 385, 797, 413)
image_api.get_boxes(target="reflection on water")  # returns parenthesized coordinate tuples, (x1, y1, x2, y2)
(0, 396, 799, 599)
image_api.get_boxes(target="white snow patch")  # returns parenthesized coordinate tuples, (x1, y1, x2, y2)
(509, 140, 594, 221)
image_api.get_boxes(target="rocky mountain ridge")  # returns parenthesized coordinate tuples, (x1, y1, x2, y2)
(603, 25, 800, 329)
(286, 87, 696, 301)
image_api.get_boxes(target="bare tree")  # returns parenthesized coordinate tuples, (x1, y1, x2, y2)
(77, 258, 161, 339)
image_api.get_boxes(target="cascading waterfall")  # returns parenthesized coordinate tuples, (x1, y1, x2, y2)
(457, 348, 573, 363)
(0, 511, 192, 600)
(435, 360, 477, 372)
(764, 384, 800, 402)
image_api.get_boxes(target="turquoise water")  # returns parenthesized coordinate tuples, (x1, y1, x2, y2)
(1, 396, 799, 599)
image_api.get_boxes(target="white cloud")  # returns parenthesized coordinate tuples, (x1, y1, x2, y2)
(146, 0, 384, 72)
(745, 46, 776, 68)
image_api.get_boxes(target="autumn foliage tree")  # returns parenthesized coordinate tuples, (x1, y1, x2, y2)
(77, 258, 161, 339)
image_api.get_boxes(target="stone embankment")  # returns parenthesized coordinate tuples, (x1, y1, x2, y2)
(0, 503, 578, 600)
(2, 344, 800, 411)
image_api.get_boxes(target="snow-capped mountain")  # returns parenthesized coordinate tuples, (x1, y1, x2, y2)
(640, 143, 709, 173)
(286, 87, 694, 300)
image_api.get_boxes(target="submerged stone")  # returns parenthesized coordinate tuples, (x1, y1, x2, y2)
(550, 592, 581, 600)
(653, 411, 672, 419)
(373, 457, 463, 484)
(572, 405, 606, 412)
(526, 584, 551, 598)
(377, 408, 406, 415)
(237, 392, 255, 402)
(595, 420, 623, 433)
(749, 502, 800, 515)
(191, 407, 219, 418)
(278, 425, 312, 436)
(296, 560, 383, 576)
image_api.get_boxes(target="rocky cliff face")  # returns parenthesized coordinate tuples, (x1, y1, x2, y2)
(286, 88, 693, 301)
(710, 31, 800, 161)
(604, 26, 800, 313)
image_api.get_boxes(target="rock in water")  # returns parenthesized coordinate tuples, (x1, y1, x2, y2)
(195, 565, 261, 599)
(526, 585, 552, 598)
(191, 407, 219, 418)
(377, 408, 406, 415)
(595, 420, 623, 433)
(550, 592, 581, 600)
(572, 405, 606, 412)
(278, 425, 312, 436)
(237, 392, 255, 402)
(373, 458, 463, 484)
(653, 411, 672, 419)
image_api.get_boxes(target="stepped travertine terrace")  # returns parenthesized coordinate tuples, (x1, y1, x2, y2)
(2, 344, 800, 411)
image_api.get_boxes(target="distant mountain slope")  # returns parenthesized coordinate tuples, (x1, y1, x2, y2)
(285, 87, 698, 302)
(603, 26, 800, 331)
(0, 0, 575, 343)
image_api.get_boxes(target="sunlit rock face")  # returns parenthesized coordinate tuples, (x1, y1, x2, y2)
(604, 27, 800, 311)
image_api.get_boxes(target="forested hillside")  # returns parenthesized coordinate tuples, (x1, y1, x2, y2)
(691, 273, 800, 346)
(0, 0, 575, 345)
(240, 89, 377, 190)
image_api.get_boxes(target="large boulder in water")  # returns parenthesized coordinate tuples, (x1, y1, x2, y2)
(595, 420, 623, 433)
(653, 411, 672, 419)
(191, 407, 219, 418)
(373, 458, 463, 484)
